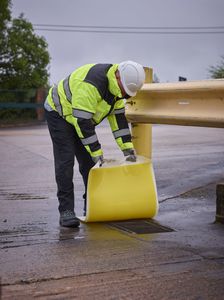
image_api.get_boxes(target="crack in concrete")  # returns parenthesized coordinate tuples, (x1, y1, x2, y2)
(0, 257, 205, 287)
(159, 181, 217, 203)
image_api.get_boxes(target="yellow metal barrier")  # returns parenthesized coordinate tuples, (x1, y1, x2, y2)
(125, 76, 224, 223)
(126, 79, 224, 128)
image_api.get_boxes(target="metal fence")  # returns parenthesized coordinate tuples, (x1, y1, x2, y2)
(0, 88, 47, 125)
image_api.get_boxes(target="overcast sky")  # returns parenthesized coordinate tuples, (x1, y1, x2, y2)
(11, 0, 224, 84)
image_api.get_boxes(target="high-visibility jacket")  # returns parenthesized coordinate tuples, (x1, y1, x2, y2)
(45, 63, 134, 159)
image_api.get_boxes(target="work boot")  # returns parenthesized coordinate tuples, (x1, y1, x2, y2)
(59, 210, 80, 228)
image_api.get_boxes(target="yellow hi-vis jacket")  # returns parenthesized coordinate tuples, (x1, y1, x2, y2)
(45, 63, 134, 159)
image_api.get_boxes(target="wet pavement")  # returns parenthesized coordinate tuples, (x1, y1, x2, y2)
(0, 123, 224, 299)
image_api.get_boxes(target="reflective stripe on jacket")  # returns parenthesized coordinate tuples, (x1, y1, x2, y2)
(46, 63, 133, 158)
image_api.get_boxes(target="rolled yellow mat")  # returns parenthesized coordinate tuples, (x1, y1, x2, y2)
(79, 156, 158, 222)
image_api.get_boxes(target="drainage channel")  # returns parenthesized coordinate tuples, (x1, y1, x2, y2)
(107, 219, 174, 234)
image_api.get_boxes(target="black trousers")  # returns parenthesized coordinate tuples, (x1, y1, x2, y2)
(45, 110, 95, 213)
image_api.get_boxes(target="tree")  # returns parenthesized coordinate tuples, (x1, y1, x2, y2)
(0, 0, 11, 37)
(0, 0, 11, 81)
(6, 14, 50, 89)
(209, 56, 224, 79)
(0, 1, 50, 123)
(0, 0, 11, 36)
(0, 2, 50, 89)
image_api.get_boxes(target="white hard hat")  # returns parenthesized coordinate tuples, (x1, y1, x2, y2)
(118, 61, 145, 96)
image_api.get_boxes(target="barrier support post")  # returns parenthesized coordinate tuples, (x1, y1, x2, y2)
(130, 67, 153, 159)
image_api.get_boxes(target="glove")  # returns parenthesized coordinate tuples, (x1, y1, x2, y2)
(126, 154, 137, 162)
(123, 149, 137, 162)
(92, 155, 104, 167)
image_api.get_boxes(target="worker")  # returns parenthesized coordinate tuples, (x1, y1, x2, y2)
(44, 61, 145, 228)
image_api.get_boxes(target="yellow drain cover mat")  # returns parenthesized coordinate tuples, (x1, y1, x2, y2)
(79, 156, 158, 222)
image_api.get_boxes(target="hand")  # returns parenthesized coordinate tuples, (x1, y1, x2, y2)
(123, 148, 137, 162)
(126, 154, 137, 162)
(92, 155, 104, 166)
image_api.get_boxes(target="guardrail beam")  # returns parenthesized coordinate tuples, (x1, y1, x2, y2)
(126, 79, 224, 128)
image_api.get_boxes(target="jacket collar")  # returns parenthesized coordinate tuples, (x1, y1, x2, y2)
(107, 64, 123, 98)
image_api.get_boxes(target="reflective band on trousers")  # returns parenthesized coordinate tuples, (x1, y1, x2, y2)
(113, 128, 130, 139)
(73, 109, 93, 119)
(81, 134, 98, 145)
(52, 86, 62, 116)
(63, 75, 72, 102)
(113, 108, 125, 115)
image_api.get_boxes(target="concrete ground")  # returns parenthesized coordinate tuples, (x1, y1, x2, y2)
(0, 122, 224, 299)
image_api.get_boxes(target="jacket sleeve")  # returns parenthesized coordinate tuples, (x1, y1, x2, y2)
(107, 99, 134, 152)
(70, 82, 103, 158)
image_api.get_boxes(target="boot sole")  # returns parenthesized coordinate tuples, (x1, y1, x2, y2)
(59, 219, 80, 228)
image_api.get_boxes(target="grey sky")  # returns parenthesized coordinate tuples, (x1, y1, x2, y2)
(12, 0, 224, 84)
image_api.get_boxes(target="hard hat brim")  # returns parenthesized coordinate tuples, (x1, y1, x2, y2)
(118, 66, 136, 97)
(123, 84, 137, 97)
